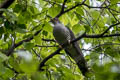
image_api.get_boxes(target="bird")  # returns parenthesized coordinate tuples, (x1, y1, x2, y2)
(51, 18, 89, 76)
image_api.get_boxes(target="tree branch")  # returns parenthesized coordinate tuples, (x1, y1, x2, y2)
(56, 0, 87, 18)
(82, 43, 120, 51)
(84, 33, 120, 38)
(0, 0, 15, 15)
(39, 48, 62, 70)
(42, 38, 56, 42)
(91, 43, 120, 50)
(14, 29, 42, 48)
(32, 48, 41, 58)
(3, 61, 19, 74)
(39, 32, 120, 70)
(39, 32, 85, 70)
(6, 29, 42, 56)
(83, 3, 120, 13)
(60, 0, 67, 14)
(100, 22, 120, 36)
(35, 45, 58, 47)
(55, 1, 119, 18)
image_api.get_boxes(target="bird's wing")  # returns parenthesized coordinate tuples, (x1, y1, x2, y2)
(65, 27, 83, 57)
(65, 27, 88, 76)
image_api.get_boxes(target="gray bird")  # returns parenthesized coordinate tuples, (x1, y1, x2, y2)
(51, 18, 89, 76)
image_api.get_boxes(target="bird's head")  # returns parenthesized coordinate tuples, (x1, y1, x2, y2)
(50, 18, 60, 25)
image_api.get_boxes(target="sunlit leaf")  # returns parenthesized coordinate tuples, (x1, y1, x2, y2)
(23, 42, 34, 50)
(48, 6, 61, 17)
(0, 53, 8, 62)
(72, 24, 85, 34)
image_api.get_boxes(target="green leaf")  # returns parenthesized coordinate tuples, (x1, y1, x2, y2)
(42, 30, 48, 36)
(23, 34, 32, 39)
(15, 28, 27, 33)
(43, 22, 52, 32)
(85, 55, 90, 61)
(76, 7, 84, 15)
(8, 57, 22, 73)
(22, 11, 32, 21)
(72, 24, 84, 34)
(0, 63, 5, 76)
(18, 15, 26, 24)
(0, 53, 8, 62)
(29, 6, 35, 14)
(13, 4, 22, 13)
(60, 14, 69, 25)
(85, 0, 89, 5)
(4, 21, 13, 30)
(34, 33, 41, 45)
(39, 0, 46, 8)
(48, 6, 61, 17)
(2, 68, 14, 79)
(75, 12, 82, 20)
(0, 27, 4, 34)
(104, 46, 120, 58)
(84, 25, 90, 32)
(75, 0, 82, 2)
(16, 51, 38, 74)
(4, 10, 17, 22)
(66, 0, 71, 3)
(97, 21, 105, 28)
(52, 0, 63, 3)
(90, 10, 100, 20)
(19, 60, 38, 73)
(4, 33, 9, 42)
(17, 24, 26, 29)
(23, 42, 34, 50)
(110, 0, 119, 4)
(31, 72, 48, 80)
(0, 17, 4, 24)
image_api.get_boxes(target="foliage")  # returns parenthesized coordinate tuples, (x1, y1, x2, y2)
(0, 0, 120, 80)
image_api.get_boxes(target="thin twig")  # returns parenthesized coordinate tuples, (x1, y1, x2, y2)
(3, 61, 19, 74)
(60, 0, 67, 14)
(39, 48, 62, 70)
(42, 38, 56, 42)
(100, 22, 120, 36)
(56, 0, 87, 18)
(35, 45, 58, 47)
(32, 48, 41, 58)
(83, 43, 120, 51)
(84, 33, 120, 38)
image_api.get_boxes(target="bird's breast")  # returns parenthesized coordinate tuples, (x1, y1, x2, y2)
(53, 25, 71, 45)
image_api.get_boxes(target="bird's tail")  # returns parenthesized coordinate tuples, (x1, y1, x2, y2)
(76, 60, 89, 76)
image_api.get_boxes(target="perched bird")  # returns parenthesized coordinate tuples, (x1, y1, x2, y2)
(51, 18, 89, 76)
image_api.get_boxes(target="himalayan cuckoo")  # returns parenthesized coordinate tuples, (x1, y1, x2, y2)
(51, 18, 89, 76)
